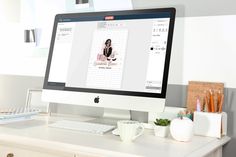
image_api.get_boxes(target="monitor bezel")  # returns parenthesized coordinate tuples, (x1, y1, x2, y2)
(43, 8, 176, 99)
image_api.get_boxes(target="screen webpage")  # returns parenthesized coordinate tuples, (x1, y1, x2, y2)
(48, 15, 170, 94)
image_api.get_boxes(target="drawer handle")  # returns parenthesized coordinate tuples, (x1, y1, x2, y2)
(7, 153, 14, 157)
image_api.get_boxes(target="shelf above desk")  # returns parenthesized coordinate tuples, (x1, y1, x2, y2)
(0, 115, 231, 157)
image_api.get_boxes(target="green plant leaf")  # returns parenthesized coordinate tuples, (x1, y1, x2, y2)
(154, 118, 171, 126)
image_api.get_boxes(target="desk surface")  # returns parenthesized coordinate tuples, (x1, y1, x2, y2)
(0, 115, 231, 157)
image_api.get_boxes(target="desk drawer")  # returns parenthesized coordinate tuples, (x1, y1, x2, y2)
(0, 145, 73, 157)
(76, 153, 103, 157)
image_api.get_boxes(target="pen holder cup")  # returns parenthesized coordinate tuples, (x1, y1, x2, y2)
(193, 111, 227, 138)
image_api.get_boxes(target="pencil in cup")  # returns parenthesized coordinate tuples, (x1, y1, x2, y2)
(218, 94, 224, 113)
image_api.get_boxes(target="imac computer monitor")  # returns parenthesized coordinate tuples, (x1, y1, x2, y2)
(42, 8, 176, 121)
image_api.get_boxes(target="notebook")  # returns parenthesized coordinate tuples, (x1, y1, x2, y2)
(0, 107, 40, 124)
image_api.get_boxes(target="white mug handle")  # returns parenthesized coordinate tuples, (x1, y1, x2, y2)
(132, 124, 144, 140)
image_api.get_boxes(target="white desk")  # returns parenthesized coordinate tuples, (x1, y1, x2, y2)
(0, 115, 230, 157)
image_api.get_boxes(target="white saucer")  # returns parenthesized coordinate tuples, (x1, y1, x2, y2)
(112, 128, 119, 136)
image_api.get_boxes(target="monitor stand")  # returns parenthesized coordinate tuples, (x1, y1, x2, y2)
(88, 108, 153, 126)
(90, 98, 166, 124)
(89, 109, 157, 130)
(88, 108, 131, 125)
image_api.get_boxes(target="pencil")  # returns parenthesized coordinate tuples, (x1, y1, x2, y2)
(209, 90, 215, 112)
(217, 91, 221, 112)
(206, 91, 211, 112)
(204, 95, 208, 112)
(218, 94, 224, 113)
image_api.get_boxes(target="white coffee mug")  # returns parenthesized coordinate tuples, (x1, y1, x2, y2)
(117, 120, 144, 142)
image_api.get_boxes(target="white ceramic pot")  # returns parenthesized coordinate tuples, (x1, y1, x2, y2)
(154, 125, 169, 137)
(170, 117, 193, 142)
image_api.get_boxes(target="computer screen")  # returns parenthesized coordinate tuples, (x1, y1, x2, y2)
(42, 8, 176, 121)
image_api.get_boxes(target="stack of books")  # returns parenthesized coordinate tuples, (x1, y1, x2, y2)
(0, 107, 40, 124)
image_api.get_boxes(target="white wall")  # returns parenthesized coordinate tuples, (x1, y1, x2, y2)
(168, 15, 236, 88)
(0, 75, 43, 108)
(1, 1, 236, 89)
(0, 0, 20, 22)
(0, 22, 48, 76)
(0, 0, 56, 76)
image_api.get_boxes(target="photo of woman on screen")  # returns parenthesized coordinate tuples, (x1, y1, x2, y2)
(103, 39, 113, 58)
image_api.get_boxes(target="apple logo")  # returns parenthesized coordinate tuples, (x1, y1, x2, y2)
(94, 96, 99, 103)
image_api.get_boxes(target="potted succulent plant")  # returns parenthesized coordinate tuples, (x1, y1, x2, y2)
(154, 118, 171, 137)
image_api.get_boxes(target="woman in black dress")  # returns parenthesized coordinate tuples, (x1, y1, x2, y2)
(103, 39, 112, 58)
